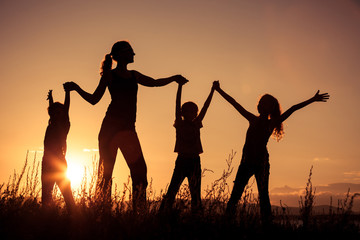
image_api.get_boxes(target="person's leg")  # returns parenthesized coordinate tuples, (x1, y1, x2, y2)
(57, 178, 75, 211)
(41, 175, 55, 207)
(255, 161, 272, 224)
(56, 160, 76, 212)
(117, 130, 148, 211)
(97, 125, 118, 202)
(226, 162, 254, 215)
(160, 156, 186, 211)
(41, 158, 55, 207)
(188, 156, 202, 212)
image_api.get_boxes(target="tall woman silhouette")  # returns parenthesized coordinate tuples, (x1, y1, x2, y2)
(64, 41, 187, 210)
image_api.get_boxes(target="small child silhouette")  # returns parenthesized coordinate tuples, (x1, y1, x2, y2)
(41, 89, 75, 211)
(160, 81, 216, 213)
(213, 81, 329, 223)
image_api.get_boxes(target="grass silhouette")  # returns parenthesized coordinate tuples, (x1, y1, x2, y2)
(0, 151, 359, 239)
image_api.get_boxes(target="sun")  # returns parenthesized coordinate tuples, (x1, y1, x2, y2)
(66, 161, 85, 188)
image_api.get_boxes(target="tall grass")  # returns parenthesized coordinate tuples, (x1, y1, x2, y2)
(0, 151, 359, 239)
(299, 165, 315, 228)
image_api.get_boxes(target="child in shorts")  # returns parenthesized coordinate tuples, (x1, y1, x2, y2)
(42, 88, 75, 211)
(160, 81, 216, 213)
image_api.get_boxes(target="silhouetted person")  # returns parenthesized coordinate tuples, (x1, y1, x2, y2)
(213, 81, 329, 224)
(159, 81, 216, 213)
(42, 89, 75, 211)
(64, 41, 187, 211)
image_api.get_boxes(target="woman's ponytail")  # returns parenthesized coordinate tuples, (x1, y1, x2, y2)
(100, 54, 112, 76)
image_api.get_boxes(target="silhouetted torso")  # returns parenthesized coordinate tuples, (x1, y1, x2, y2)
(174, 119, 203, 156)
(105, 70, 138, 129)
(43, 118, 70, 158)
(242, 117, 273, 165)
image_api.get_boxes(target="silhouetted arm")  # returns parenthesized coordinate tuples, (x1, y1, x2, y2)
(196, 83, 215, 122)
(63, 90, 70, 153)
(175, 83, 183, 121)
(214, 81, 256, 122)
(135, 71, 188, 87)
(47, 90, 54, 107)
(63, 74, 109, 105)
(279, 90, 330, 123)
(64, 89, 70, 114)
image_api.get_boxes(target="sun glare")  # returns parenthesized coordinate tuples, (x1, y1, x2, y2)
(66, 161, 85, 188)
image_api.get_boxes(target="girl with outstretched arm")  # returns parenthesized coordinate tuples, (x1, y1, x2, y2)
(213, 81, 329, 223)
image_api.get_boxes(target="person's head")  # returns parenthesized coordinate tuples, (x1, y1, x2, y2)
(48, 102, 66, 123)
(181, 101, 198, 121)
(100, 40, 135, 75)
(257, 94, 284, 141)
(110, 41, 135, 63)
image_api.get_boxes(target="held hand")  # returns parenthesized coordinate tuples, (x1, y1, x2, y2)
(63, 82, 78, 92)
(174, 75, 189, 85)
(312, 90, 330, 102)
(47, 90, 53, 100)
(212, 80, 220, 90)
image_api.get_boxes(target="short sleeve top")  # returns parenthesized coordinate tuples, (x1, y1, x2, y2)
(174, 118, 203, 155)
(44, 117, 70, 157)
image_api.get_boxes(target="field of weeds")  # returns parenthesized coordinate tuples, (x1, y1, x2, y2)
(1, 151, 360, 240)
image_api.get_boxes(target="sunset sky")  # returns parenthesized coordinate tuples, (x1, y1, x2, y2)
(1, 0, 360, 206)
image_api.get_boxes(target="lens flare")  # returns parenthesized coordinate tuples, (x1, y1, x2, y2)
(66, 161, 85, 188)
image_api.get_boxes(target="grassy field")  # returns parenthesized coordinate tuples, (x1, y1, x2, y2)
(1, 152, 359, 240)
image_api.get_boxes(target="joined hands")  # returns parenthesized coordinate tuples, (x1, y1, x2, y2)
(175, 75, 189, 85)
(63, 82, 79, 92)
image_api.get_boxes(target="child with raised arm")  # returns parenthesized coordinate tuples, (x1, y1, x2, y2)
(213, 81, 329, 223)
(41, 89, 75, 211)
(160, 81, 216, 213)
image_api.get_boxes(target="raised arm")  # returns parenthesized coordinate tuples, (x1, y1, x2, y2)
(279, 90, 330, 123)
(196, 82, 215, 122)
(47, 90, 54, 107)
(175, 82, 183, 121)
(63, 74, 108, 105)
(213, 81, 256, 122)
(64, 89, 70, 114)
(135, 71, 188, 87)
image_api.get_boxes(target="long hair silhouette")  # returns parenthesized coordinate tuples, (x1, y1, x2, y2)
(257, 94, 283, 141)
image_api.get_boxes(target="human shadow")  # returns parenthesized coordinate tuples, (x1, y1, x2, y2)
(42, 89, 75, 212)
(213, 81, 329, 224)
(63, 40, 188, 211)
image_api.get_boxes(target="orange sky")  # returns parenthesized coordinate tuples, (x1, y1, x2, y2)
(1, 0, 360, 206)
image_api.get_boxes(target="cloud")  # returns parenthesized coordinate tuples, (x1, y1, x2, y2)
(313, 157, 330, 162)
(344, 171, 360, 176)
(271, 185, 302, 195)
(316, 183, 360, 194)
(27, 149, 44, 154)
(269, 183, 360, 211)
(272, 183, 360, 195)
(83, 149, 99, 152)
(344, 171, 360, 181)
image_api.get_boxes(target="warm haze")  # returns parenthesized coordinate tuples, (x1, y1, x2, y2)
(1, 0, 359, 207)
